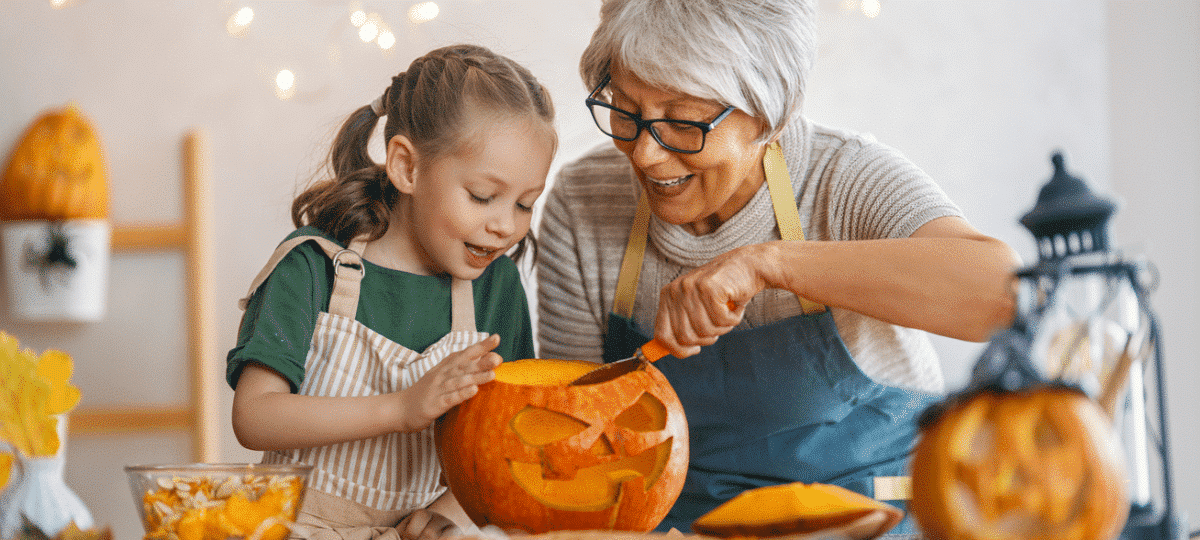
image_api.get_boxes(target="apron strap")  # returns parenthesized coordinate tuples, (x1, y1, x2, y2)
(450, 278, 477, 332)
(611, 142, 825, 319)
(763, 142, 825, 314)
(613, 194, 652, 319)
(238, 234, 369, 320)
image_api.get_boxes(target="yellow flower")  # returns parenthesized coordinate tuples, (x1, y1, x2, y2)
(0, 331, 81, 457)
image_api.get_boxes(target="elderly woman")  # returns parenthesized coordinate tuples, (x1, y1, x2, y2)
(537, 0, 1019, 534)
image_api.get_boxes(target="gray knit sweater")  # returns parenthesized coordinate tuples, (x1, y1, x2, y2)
(537, 117, 961, 393)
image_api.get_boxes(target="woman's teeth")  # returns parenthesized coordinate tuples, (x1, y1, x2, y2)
(649, 175, 691, 187)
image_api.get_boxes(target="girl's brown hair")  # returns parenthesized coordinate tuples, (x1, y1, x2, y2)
(292, 44, 556, 258)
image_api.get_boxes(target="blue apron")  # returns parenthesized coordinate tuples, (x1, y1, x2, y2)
(602, 143, 937, 535)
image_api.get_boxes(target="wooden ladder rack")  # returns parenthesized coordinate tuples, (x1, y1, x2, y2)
(67, 130, 219, 463)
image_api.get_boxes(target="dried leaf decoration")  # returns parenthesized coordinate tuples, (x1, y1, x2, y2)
(0, 451, 12, 492)
(0, 331, 81, 457)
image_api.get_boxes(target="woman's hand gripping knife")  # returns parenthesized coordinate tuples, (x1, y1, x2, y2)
(652, 217, 1021, 359)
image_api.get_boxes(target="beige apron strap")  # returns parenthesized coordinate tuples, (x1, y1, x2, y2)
(611, 143, 825, 317)
(449, 278, 477, 332)
(612, 193, 652, 319)
(238, 234, 369, 320)
(764, 142, 825, 314)
(327, 237, 368, 319)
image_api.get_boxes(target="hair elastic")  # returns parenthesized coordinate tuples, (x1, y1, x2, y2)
(369, 94, 386, 116)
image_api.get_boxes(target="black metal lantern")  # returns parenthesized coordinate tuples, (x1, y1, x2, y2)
(1012, 152, 1185, 540)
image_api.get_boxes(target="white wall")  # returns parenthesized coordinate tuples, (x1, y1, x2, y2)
(1, 1, 1196, 538)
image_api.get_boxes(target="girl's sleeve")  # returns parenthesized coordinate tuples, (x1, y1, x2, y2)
(226, 243, 328, 392)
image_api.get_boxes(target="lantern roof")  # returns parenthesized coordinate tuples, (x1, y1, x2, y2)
(1019, 152, 1117, 260)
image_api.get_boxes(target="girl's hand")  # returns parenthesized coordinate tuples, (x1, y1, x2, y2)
(397, 508, 459, 540)
(399, 334, 502, 432)
(655, 245, 762, 358)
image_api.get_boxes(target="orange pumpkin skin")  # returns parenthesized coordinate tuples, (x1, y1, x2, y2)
(1, 104, 109, 221)
(435, 359, 688, 533)
(910, 386, 1128, 540)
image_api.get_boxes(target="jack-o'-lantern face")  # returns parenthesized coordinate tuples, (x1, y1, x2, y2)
(436, 359, 688, 533)
(910, 386, 1128, 540)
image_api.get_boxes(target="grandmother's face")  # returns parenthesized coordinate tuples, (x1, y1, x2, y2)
(607, 69, 769, 236)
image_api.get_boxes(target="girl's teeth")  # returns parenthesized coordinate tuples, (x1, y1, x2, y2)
(467, 245, 494, 257)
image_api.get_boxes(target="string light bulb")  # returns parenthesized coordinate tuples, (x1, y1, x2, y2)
(275, 69, 296, 100)
(226, 6, 254, 37)
(408, 2, 439, 24)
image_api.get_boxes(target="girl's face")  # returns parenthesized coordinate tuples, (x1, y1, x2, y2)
(607, 69, 769, 236)
(389, 112, 554, 280)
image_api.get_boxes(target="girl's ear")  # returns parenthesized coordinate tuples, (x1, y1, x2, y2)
(385, 134, 418, 194)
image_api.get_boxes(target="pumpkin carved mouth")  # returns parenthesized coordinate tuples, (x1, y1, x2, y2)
(509, 438, 674, 511)
(506, 393, 673, 512)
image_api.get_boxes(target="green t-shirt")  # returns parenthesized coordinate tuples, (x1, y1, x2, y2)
(226, 227, 535, 392)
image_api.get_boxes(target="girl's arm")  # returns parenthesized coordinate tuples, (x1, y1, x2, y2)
(655, 216, 1021, 358)
(231, 335, 502, 451)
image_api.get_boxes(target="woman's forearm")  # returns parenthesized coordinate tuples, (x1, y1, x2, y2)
(757, 220, 1020, 342)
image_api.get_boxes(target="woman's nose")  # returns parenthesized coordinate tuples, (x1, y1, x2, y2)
(628, 128, 670, 168)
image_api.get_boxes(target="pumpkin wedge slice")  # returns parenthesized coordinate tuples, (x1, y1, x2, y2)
(692, 482, 902, 539)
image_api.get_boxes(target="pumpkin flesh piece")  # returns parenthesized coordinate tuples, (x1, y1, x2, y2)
(692, 482, 901, 537)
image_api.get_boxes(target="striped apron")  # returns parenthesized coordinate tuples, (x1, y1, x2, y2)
(241, 235, 488, 538)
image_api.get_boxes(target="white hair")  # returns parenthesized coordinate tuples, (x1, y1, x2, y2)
(580, 0, 818, 142)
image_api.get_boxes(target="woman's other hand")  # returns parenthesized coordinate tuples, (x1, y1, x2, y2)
(399, 334, 502, 432)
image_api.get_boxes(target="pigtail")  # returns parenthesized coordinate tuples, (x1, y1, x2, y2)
(291, 90, 398, 245)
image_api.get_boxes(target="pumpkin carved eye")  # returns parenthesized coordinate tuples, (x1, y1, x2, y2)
(511, 406, 590, 447)
(615, 393, 667, 432)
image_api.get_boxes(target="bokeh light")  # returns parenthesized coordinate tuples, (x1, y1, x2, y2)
(359, 13, 382, 42)
(377, 30, 396, 50)
(226, 6, 254, 37)
(861, 0, 881, 18)
(408, 2, 439, 24)
(275, 69, 296, 100)
(349, 1, 366, 27)
(49, 0, 69, 9)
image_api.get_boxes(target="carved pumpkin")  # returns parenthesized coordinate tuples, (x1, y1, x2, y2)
(910, 385, 1128, 540)
(0, 104, 109, 221)
(435, 358, 688, 533)
(692, 482, 903, 539)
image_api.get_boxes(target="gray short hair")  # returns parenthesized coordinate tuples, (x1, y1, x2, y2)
(580, 0, 817, 142)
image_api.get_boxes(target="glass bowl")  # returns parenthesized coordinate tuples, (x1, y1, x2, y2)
(125, 462, 312, 540)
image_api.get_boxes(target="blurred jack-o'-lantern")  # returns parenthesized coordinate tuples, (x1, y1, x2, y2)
(435, 358, 688, 533)
(910, 326, 1128, 540)
(1, 104, 109, 221)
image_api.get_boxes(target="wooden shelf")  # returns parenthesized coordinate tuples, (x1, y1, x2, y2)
(111, 224, 187, 251)
(69, 129, 219, 462)
(70, 406, 194, 435)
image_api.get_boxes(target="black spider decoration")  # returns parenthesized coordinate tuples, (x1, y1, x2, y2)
(24, 222, 77, 290)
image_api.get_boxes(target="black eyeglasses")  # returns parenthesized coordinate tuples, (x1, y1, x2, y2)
(586, 75, 735, 155)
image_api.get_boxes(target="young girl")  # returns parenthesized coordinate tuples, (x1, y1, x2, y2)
(227, 44, 556, 540)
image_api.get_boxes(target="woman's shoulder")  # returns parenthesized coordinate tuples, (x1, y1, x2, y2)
(800, 120, 918, 175)
(555, 142, 637, 192)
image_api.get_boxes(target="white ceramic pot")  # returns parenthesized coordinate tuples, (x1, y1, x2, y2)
(0, 416, 93, 538)
(0, 219, 110, 322)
